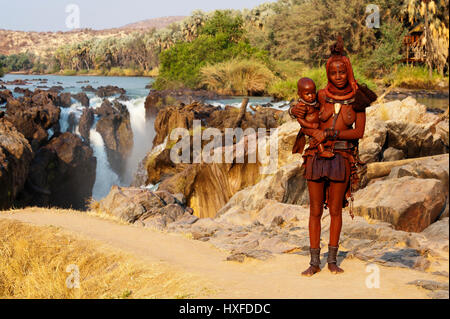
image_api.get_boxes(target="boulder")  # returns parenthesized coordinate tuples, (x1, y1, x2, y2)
(21, 132, 96, 210)
(78, 107, 94, 142)
(95, 99, 133, 175)
(383, 147, 405, 162)
(353, 176, 446, 232)
(56, 92, 72, 107)
(96, 85, 126, 98)
(144, 88, 223, 118)
(0, 118, 33, 209)
(72, 92, 90, 107)
(95, 186, 194, 228)
(5, 95, 60, 151)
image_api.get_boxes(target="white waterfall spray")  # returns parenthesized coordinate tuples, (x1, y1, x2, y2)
(90, 128, 121, 200)
(122, 97, 155, 185)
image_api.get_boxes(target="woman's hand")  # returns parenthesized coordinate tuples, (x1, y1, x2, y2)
(311, 129, 326, 144)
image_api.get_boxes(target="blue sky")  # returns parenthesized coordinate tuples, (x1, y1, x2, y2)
(0, 0, 275, 32)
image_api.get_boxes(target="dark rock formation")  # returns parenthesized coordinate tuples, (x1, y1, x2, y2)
(0, 118, 33, 209)
(56, 92, 72, 107)
(5, 92, 60, 151)
(95, 99, 133, 176)
(19, 132, 96, 210)
(78, 107, 95, 142)
(72, 92, 90, 107)
(96, 85, 126, 98)
(144, 89, 224, 118)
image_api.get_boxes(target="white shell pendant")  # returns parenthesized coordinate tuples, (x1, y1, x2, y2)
(334, 103, 342, 115)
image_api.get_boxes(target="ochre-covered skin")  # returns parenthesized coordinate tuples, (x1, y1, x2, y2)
(290, 38, 377, 276)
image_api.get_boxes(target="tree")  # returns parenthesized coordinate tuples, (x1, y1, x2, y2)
(405, 0, 449, 75)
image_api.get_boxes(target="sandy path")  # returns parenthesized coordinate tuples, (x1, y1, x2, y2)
(1, 209, 445, 299)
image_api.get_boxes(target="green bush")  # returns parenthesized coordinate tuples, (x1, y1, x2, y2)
(154, 10, 270, 90)
(385, 65, 448, 89)
(0, 67, 4, 77)
(364, 20, 406, 77)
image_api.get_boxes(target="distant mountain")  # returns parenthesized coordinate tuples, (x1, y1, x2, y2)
(0, 16, 187, 57)
(120, 16, 186, 30)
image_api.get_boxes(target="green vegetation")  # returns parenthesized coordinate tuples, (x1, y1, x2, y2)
(0, 67, 4, 77)
(384, 65, 449, 89)
(154, 10, 270, 89)
(0, 53, 34, 72)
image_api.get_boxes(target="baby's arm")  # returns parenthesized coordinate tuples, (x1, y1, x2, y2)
(297, 118, 319, 129)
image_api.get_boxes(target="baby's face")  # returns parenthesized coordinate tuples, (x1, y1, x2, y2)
(298, 83, 316, 104)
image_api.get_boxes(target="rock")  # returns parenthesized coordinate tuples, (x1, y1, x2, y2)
(0, 90, 13, 104)
(359, 118, 387, 163)
(144, 89, 223, 119)
(78, 107, 94, 142)
(96, 186, 194, 226)
(20, 132, 96, 210)
(56, 92, 72, 107)
(96, 85, 126, 98)
(82, 85, 96, 93)
(67, 113, 77, 133)
(383, 147, 405, 161)
(5, 93, 60, 151)
(366, 98, 448, 158)
(387, 154, 449, 190)
(353, 176, 446, 232)
(95, 99, 133, 175)
(72, 92, 90, 107)
(407, 279, 449, 291)
(0, 118, 33, 209)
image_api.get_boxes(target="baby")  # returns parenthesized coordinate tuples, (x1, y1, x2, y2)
(292, 77, 334, 158)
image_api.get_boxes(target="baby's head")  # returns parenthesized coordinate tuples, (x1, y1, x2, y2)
(297, 77, 316, 104)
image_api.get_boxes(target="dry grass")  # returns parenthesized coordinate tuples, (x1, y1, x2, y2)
(199, 59, 276, 96)
(0, 218, 215, 299)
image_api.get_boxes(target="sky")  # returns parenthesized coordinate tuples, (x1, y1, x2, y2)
(0, 0, 275, 32)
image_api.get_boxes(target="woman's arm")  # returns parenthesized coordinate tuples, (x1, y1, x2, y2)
(336, 111, 366, 140)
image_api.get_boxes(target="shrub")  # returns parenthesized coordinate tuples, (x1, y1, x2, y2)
(385, 65, 448, 89)
(154, 10, 270, 90)
(200, 59, 276, 95)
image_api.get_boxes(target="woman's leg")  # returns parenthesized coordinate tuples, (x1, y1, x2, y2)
(326, 160, 350, 274)
(308, 180, 325, 249)
(301, 179, 325, 276)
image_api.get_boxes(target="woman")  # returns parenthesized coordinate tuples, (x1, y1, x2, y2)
(290, 37, 377, 276)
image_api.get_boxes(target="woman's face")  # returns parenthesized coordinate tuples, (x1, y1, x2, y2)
(329, 61, 348, 89)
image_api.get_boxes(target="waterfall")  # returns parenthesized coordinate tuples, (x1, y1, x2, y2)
(90, 128, 121, 200)
(122, 97, 155, 185)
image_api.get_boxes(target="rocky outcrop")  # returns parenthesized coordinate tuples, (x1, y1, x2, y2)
(20, 132, 96, 210)
(96, 85, 126, 98)
(78, 107, 94, 142)
(352, 176, 446, 232)
(5, 92, 61, 151)
(0, 118, 33, 209)
(144, 89, 223, 118)
(72, 92, 90, 107)
(0, 90, 13, 104)
(95, 99, 133, 175)
(56, 92, 72, 107)
(360, 97, 449, 162)
(94, 186, 196, 229)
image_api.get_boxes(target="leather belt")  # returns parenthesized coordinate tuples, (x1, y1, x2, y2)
(333, 141, 355, 150)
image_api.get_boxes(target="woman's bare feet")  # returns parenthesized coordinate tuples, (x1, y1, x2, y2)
(301, 265, 321, 277)
(328, 263, 344, 274)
